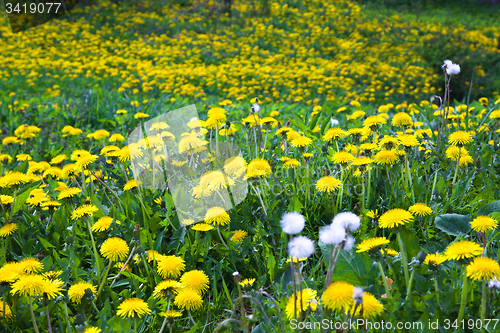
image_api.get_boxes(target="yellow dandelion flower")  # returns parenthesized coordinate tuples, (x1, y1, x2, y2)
(448, 131, 473, 147)
(153, 280, 182, 299)
(351, 292, 384, 319)
(192, 223, 214, 231)
(424, 254, 447, 265)
(467, 257, 500, 281)
(239, 278, 255, 287)
(20, 257, 44, 274)
(0, 223, 18, 237)
(470, 216, 498, 233)
(116, 298, 151, 318)
(100, 237, 129, 261)
(157, 255, 186, 278)
(71, 204, 99, 220)
(204, 207, 230, 226)
(321, 281, 354, 313)
(174, 288, 203, 311)
(315, 176, 342, 193)
(378, 209, 414, 229)
(373, 150, 398, 165)
(180, 270, 210, 294)
(92, 216, 121, 232)
(356, 237, 390, 253)
(230, 230, 248, 242)
(444, 241, 483, 260)
(408, 203, 433, 217)
(286, 289, 318, 319)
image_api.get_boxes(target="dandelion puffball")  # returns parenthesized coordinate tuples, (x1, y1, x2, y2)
(332, 212, 360, 232)
(280, 211, 305, 235)
(288, 236, 314, 260)
(353, 287, 364, 300)
(319, 224, 346, 245)
(442, 59, 460, 75)
(343, 236, 355, 251)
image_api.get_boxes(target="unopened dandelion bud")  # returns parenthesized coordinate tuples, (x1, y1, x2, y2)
(232, 271, 241, 283)
(136, 246, 145, 255)
(133, 223, 141, 240)
(74, 314, 85, 326)
(65, 236, 73, 245)
(84, 288, 94, 300)
(416, 251, 427, 265)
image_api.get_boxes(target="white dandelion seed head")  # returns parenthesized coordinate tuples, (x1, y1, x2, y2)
(488, 276, 500, 289)
(343, 235, 355, 251)
(251, 103, 260, 113)
(332, 212, 360, 232)
(319, 224, 346, 245)
(353, 287, 364, 300)
(442, 59, 460, 75)
(280, 211, 305, 235)
(330, 118, 339, 127)
(446, 63, 460, 75)
(288, 236, 314, 260)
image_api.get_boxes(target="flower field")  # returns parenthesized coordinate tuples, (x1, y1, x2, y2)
(1, 0, 500, 332)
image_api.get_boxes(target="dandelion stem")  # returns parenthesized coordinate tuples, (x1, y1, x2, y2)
(236, 279, 247, 328)
(96, 260, 113, 297)
(86, 217, 101, 274)
(434, 277, 441, 309)
(452, 147, 461, 185)
(325, 244, 338, 289)
(377, 261, 391, 299)
(481, 280, 487, 323)
(188, 311, 197, 326)
(405, 155, 416, 204)
(396, 232, 410, 292)
(458, 265, 469, 323)
(29, 296, 40, 333)
(249, 181, 267, 217)
(46, 303, 53, 333)
(110, 245, 136, 288)
(406, 268, 416, 301)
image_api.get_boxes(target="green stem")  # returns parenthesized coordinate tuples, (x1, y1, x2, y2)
(406, 268, 416, 301)
(96, 260, 113, 297)
(366, 165, 372, 209)
(434, 277, 441, 309)
(405, 155, 416, 204)
(29, 296, 40, 333)
(458, 266, 469, 323)
(452, 147, 461, 185)
(86, 217, 101, 274)
(481, 280, 487, 324)
(249, 181, 267, 217)
(236, 280, 246, 328)
(377, 261, 391, 299)
(396, 232, 410, 291)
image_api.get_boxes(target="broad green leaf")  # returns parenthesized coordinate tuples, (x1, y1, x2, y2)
(267, 252, 276, 281)
(308, 111, 321, 131)
(399, 226, 421, 260)
(434, 214, 471, 236)
(288, 114, 307, 132)
(11, 182, 40, 216)
(320, 116, 331, 136)
(37, 235, 55, 249)
(477, 200, 500, 216)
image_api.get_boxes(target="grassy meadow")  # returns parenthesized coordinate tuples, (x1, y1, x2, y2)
(1, 0, 500, 332)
